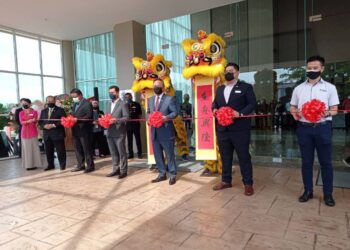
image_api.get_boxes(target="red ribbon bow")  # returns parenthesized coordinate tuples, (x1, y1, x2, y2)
(216, 107, 235, 126)
(148, 111, 164, 128)
(98, 114, 113, 129)
(302, 99, 326, 123)
(61, 115, 77, 128)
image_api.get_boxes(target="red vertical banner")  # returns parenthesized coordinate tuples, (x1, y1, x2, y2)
(145, 98, 155, 164)
(194, 76, 217, 160)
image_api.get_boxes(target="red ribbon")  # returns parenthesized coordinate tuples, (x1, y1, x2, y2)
(302, 99, 326, 123)
(98, 114, 113, 129)
(216, 106, 235, 126)
(148, 111, 164, 128)
(60, 115, 77, 128)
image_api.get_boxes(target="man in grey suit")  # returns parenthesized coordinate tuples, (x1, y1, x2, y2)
(105, 86, 129, 179)
(70, 88, 95, 173)
(147, 79, 178, 185)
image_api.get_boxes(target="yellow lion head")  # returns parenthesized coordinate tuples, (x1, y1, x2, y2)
(182, 30, 227, 80)
(131, 51, 174, 96)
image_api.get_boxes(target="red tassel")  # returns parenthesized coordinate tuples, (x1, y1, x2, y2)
(148, 111, 164, 128)
(216, 107, 235, 126)
(302, 99, 326, 123)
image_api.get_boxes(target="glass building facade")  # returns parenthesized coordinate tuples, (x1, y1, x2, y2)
(0, 27, 63, 106)
(73, 32, 117, 111)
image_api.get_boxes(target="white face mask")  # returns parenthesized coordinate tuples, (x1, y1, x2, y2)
(72, 97, 80, 103)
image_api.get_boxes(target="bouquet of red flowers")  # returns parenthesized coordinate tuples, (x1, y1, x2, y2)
(148, 111, 164, 128)
(302, 99, 326, 123)
(98, 114, 113, 129)
(61, 115, 77, 128)
(216, 106, 235, 126)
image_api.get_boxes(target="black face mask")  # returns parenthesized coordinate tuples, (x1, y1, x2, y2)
(225, 72, 234, 82)
(47, 103, 55, 108)
(22, 104, 29, 109)
(307, 71, 321, 80)
(93, 107, 99, 110)
(154, 87, 163, 95)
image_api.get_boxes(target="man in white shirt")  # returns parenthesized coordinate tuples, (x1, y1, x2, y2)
(290, 55, 339, 207)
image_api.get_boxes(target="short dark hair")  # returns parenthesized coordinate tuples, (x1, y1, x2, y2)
(70, 88, 83, 95)
(109, 85, 119, 92)
(22, 98, 31, 104)
(124, 92, 132, 98)
(20, 98, 27, 102)
(225, 62, 239, 71)
(306, 55, 325, 66)
(46, 95, 56, 101)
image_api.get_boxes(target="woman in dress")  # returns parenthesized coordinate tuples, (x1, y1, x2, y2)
(19, 98, 42, 170)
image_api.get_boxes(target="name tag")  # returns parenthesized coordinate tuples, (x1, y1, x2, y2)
(235, 90, 242, 93)
(319, 89, 327, 92)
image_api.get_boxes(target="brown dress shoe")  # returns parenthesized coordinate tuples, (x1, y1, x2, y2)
(213, 182, 232, 191)
(244, 185, 254, 196)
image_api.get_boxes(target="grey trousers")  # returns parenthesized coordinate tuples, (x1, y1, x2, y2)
(107, 136, 128, 174)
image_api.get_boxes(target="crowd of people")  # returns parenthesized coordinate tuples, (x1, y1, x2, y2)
(2, 55, 343, 207)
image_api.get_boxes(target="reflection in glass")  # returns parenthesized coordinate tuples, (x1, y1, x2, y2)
(0, 73, 17, 105)
(41, 41, 62, 76)
(16, 36, 40, 74)
(43, 77, 63, 97)
(0, 32, 15, 71)
(18, 74, 42, 101)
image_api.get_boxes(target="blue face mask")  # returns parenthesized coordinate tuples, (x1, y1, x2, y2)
(109, 93, 116, 100)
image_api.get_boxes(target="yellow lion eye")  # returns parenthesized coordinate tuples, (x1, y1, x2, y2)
(210, 42, 220, 54)
(156, 62, 165, 72)
(192, 43, 200, 51)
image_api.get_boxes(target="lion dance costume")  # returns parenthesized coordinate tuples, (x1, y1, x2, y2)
(131, 52, 189, 160)
(181, 30, 227, 174)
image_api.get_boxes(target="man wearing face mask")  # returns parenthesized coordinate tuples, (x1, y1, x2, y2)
(290, 55, 339, 207)
(147, 79, 178, 185)
(212, 62, 257, 196)
(124, 93, 143, 159)
(105, 86, 129, 179)
(70, 88, 95, 173)
(38, 96, 67, 171)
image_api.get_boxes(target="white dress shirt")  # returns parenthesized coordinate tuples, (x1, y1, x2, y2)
(224, 80, 237, 103)
(154, 93, 164, 108)
(111, 98, 120, 112)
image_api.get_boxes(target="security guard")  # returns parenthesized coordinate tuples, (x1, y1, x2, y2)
(290, 55, 339, 207)
(124, 93, 143, 159)
(212, 62, 257, 196)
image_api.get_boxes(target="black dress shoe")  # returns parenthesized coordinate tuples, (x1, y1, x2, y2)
(106, 169, 120, 177)
(151, 175, 167, 183)
(26, 167, 37, 171)
(137, 155, 143, 159)
(44, 167, 55, 171)
(60, 166, 66, 171)
(298, 191, 313, 202)
(128, 155, 134, 159)
(71, 167, 85, 172)
(84, 168, 95, 173)
(169, 177, 176, 185)
(118, 173, 127, 179)
(324, 194, 335, 207)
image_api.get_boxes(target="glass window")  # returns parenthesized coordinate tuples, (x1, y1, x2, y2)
(0, 32, 15, 71)
(18, 74, 42, 101)
(41, 41, 62, 76)
(43, 77, 63, 97)
(0, 72, 17, 105)
(16, 36, 41, 74)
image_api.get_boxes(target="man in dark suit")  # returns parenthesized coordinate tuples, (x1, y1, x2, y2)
(70, 88, 95, 173)
(147, 79, 178, 185)
(38, 96, 66, 171)
(124, 93, 143, 159)
(14, 98, 27, 157)
(212, 62, 257, 195)
(105, 86, 129, 179)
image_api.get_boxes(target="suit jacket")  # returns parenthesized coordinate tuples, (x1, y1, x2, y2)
(15, 107, 23, 133)
(105, 99, 129, 138)
(38, 106, 66, 140)
(212, 81, 257, 132)
(147, 94, 177, 141)
(71, 98, 93, 137)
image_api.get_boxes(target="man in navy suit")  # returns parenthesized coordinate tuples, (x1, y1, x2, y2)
(212, 63, 257, 195)
(147, 79, 178, 185)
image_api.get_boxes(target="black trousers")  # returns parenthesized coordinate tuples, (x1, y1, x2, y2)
(217, 130, 253, 185)
(44, 137, 66, 168)
(91, 131, 107, 155)
(73, 135, 94, 169)
(127, 122, 142, 157)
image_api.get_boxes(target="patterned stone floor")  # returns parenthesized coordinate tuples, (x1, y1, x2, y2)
(0, 154, 349, 250)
